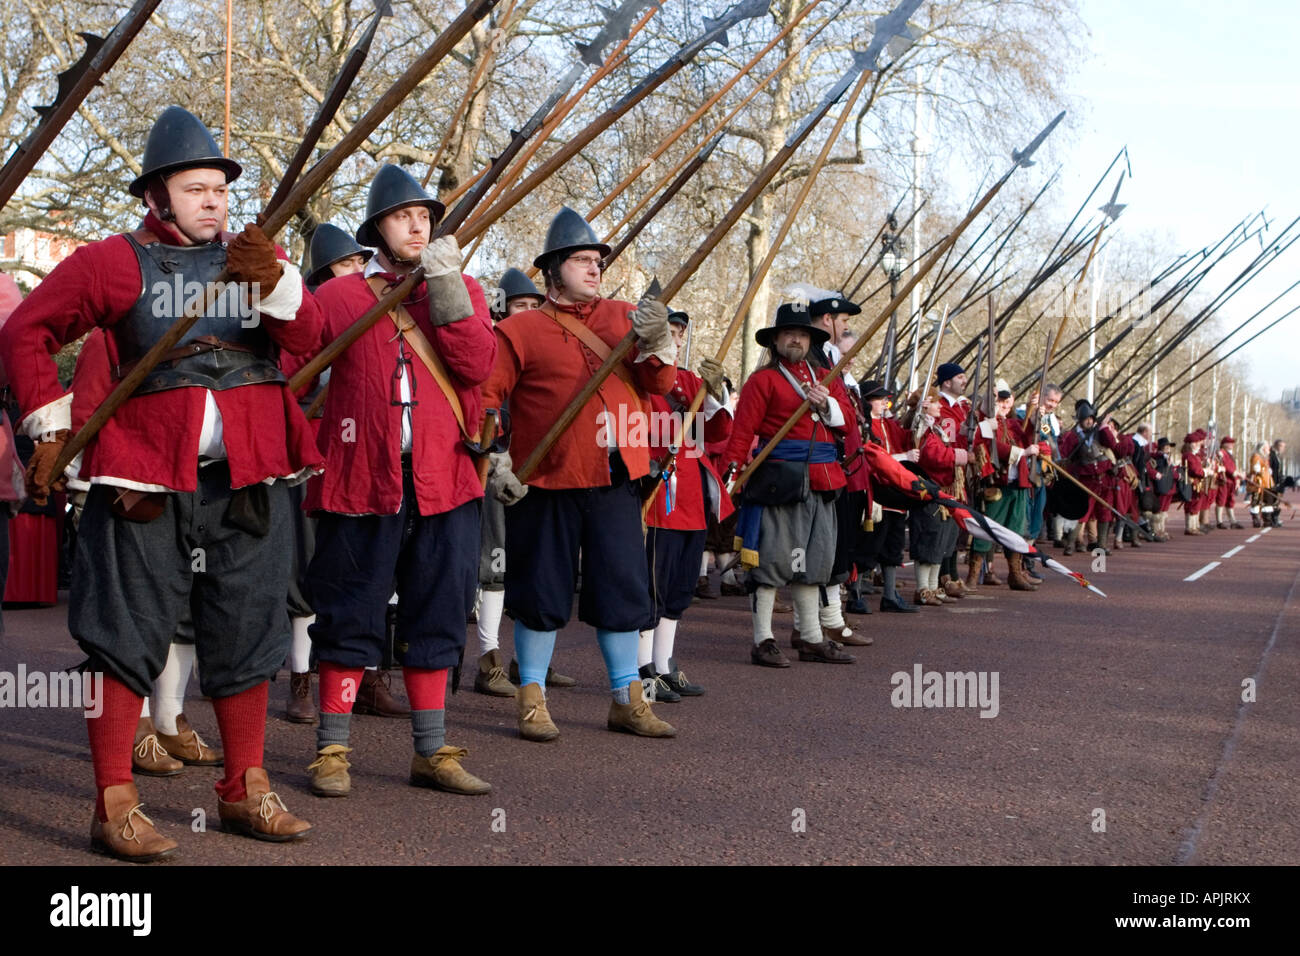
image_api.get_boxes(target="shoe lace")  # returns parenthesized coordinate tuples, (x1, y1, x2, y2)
(258, 790, 289, 824)
(121, 804, 155, 844)
(134, 734, 169, 762)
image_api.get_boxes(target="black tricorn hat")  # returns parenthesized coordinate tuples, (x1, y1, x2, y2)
(356, 164, 445, 247)
(1157, 437, 1175, 449)
(130, 106, 242, 199)
(859, 380, 891, 400)
(756, 303, 830, 349)
(306, 223, 372, 288)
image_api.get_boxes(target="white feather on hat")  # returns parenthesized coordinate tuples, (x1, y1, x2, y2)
(780, 281, 837, 307)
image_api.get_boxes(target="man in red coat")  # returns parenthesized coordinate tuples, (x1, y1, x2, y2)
(637, 309, 733, 700)
(1058, 400, 1128, 554)
(1215, 436, 1243, 528)
(725, 305, 854, 668)
(302, 165, 495, 799)
(481, 206, 677, 742)
(855, 381, 920, 612)
(0, 106, 317, 860)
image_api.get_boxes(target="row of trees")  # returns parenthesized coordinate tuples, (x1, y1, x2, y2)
(2, 1, 1294, 454)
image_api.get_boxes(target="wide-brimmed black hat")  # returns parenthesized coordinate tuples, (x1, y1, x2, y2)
(808, 292, 861, 317)
(755, 303, 830, 349)
(859, 380, 891, 400)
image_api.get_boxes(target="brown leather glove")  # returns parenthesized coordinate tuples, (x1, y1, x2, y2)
(26, 429, 70, 505)
(226, 224, 283, 298)
(698, 357, 726, 401)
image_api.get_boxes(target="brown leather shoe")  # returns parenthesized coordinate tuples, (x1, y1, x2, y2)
(796, 638, 856, 664)
(964, 555, 983, 591)
(475, 649, 516, 698)
(286, 672, 317, 724)
(353, 669, 410, 718)
(608, 681, 677, 737)
(694, 575, 720, 599)
(508, 658, 577, 688)
(410, 746, 492, 795)
(915, 588, 944, 607)
(133, 716, 183, 777)
(306, 744, 352, 797)
(90, 783, 178, 863)
(940, 575, 966, 599)
(516, 681, 560, 742)
(720, 580, 748, 597)
(750, 638, 790, 668)
(217, 768, 312, 842)
(982, 562, 1005, 586)
(1007, 553, 1038, 591)
(155, 713, 222, 766)
(824, 624, 872, 646)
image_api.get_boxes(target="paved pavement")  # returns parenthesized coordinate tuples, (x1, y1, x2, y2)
(1, 517, 1296, 866)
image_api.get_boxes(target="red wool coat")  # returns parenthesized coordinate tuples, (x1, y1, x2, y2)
(724, 360, 850, 493)
(482, 297, 675, 490)
(644, 368, 735, 530)
(0, 214, 322, 491)
(303, 270, 495, 516)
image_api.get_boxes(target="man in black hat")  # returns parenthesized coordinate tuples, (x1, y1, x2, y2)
(802, 290, 871, 644)
(1058, 399, 1129, 554)
(481, 205, 678, 741)
(302, 163, 496, 799)
(724, 305, 855, 667)
(0, 105, 319, 860)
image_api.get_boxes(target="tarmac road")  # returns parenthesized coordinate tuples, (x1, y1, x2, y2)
(1, 518, 1296, 866)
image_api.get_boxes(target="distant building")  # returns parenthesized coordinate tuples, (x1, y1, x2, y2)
(1, 228, 84, 289)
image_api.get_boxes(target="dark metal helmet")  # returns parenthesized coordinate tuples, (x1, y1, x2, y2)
(667, 310, 690, 327)
(1075, 398, 1098, 421)
(306, 223, 373, 287)
(356, 164, 445, 247)
(755, 303, 830, 349)
(129, 106, 242, 199)
(498, 267, 542, 305)
(532, 205, 611, 269)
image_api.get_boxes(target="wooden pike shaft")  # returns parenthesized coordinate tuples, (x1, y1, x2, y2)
(1046, 220, 1106, 366)
(52, 0, 501, 480)
(732, 165, 1022, 492)
(423, 0, 519, 190)
(585, 0, 822, 224)
(447, 6, 653, 211)
(596, 23, 820, 251)
(641, 67, 872, 517)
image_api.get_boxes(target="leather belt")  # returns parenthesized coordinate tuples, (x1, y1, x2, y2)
(113, 335, 258, 379)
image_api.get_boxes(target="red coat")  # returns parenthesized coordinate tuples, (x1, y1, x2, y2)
(0, 214, 322, 491)
(916, 426, 958, 489)
(725, 360, 850, 493)
(971, 413, 1048, 488)
(303, 269, 495, 516)
(938, 393, 971, 449)
(645, 368, 734, 530)
(482, 297, 674, 490)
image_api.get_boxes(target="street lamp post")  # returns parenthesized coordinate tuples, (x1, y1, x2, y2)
(879, 214, 907, 390)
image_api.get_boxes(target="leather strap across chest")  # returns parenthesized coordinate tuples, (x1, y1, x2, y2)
(543, 305, 644, 412)
(366, 275, 470, 440)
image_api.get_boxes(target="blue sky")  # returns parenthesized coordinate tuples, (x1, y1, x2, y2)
(1065, 0, 1300, 402)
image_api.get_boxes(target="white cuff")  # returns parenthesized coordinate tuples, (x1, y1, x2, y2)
(253, 262, 304, 322)
(822, 397, 845, 428)
(634, 342, 676, 366)
(703, 389, 729, 419)
(1008, 445, 1025, 472)
(978, 418, 997, 439)
(20, 393, 72, 441)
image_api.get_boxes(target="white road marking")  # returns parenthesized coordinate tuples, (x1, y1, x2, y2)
(1184, 561, 1221, 582)
(1221, 545, 1245, 558)
(1247, 534, 1261, 543)
(1261, 526, 1271, 534)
